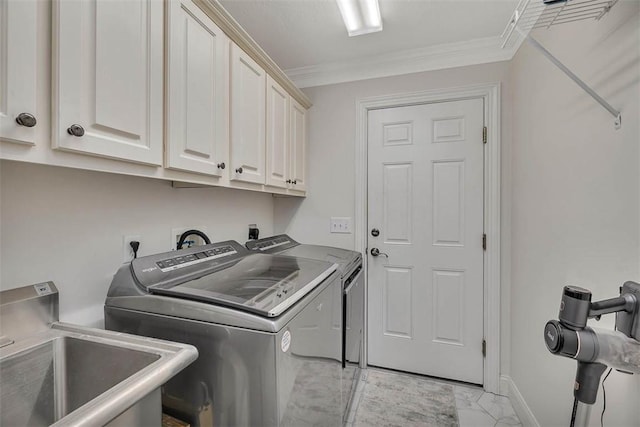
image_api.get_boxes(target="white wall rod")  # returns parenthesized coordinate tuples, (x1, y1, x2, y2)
(523, 32, 622, 129)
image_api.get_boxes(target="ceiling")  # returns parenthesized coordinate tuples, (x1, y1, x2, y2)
(220, 0, 520, 86)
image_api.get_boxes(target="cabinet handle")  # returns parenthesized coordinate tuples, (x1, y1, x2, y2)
(217, 162, 226, 169)
(67, 124, 85, 137)
(286, 179, 292, 184)
(370, 248, 389, 258)
(235, 167, 243, 174)
(15, 113, 37, 128)
(292, 180, 297, 185)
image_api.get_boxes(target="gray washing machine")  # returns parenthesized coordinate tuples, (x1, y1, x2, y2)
(245, 235, 364, 421)
(105, 240, 343, 427)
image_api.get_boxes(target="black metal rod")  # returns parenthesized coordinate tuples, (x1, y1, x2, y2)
(589, 296, 628, 317)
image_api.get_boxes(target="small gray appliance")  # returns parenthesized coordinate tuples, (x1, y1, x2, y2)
(105, 240, 343, 427)
(245, 235, 364, 420)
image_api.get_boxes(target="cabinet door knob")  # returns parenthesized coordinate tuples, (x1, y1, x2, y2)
(286, 179, 292, 184)
(67, 124, 85, 137)
(217, 162, 226, 169)
(16, 113, 37, 128)
(292, 180, 297, 185)
(235, 167, 243, 174)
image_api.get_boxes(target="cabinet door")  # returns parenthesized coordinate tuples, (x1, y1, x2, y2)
(230, 43, 266, 184)
(52, 0, 163, 165)
(0, 0, 38, 145)
(289, 98, 307, 192)
(265, 75, 289, 189)
(166, 0, 228, 176)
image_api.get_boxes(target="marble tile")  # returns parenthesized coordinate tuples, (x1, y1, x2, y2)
(454, 385, 484, 402)
(495, 415, 523, 426)
(457, 408, 497, 427)
(350, 368, 522, 427)
(353, 369, 458, 427)
(455, 396, 484, 411)
(477, 392, 517, 421)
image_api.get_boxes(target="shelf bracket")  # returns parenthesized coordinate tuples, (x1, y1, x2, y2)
(520, 30, 622, 129)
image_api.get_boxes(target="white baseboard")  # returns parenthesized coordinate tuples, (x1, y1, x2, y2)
(500, 375, 540, 427)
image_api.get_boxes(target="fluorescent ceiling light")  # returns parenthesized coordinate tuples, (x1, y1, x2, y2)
(336, 0, 383, 37)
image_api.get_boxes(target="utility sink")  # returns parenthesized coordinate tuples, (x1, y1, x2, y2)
(0, 282, 198, 427)
(1, 336, 160, 426)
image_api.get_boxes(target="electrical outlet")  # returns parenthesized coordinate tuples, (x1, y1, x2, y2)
(330, 217, 352, 234)
(123, 235, 141, 263)
(171, 226, 208, 250)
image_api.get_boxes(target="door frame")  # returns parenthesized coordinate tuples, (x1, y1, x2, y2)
(355, 83, 501, 393)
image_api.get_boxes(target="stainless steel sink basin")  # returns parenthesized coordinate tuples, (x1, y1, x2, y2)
(0, 282, 199, 427)
(1, 336, 160, 426)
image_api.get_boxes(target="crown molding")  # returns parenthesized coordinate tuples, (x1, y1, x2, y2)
(286, 36, 523, 88)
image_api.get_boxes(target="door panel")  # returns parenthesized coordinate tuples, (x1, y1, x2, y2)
(383, 266, 413, 338)
(266, 75, 289, 188)
(367, 98, 484, 384)
(53, 0, 163, 165)
(230, 43, 266, 184)
(0, 0, 38, 145)
(383, 163, 413, 244)
(289, 98, 307, 192)
(433, 160, 465, 246)
(166, 0, 228, 176)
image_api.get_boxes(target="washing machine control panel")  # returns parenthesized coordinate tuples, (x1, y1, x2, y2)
(155, 245, 237, 272)
(246, 234, 299, 253)
(131, 240, 249, 290)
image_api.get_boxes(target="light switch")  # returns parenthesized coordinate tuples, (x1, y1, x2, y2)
(330, 217, 352, 234)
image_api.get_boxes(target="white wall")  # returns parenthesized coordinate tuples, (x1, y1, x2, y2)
(274, 61, 514, 377)
(509, 2, 640, 426)
(0, 160, 274, 328)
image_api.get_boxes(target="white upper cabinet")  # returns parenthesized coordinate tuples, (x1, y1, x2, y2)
(0, 0, 38, 145)
(166, 0, 229, 177)
(52, 0, 163, 165)
(265, 75, 289, 189)
(289, 98, 307, 192)
(230, 42, 266, 185)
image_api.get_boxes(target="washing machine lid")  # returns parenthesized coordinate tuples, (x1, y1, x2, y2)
(279, 245, 361, 277)
(246, 235, 361, 278)
(149, 253, 338, 318)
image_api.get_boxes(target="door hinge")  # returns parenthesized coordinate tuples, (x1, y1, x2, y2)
(482, 126, 487, 144)
(482, 339, 487, 357)
(482, 233, 486, 251)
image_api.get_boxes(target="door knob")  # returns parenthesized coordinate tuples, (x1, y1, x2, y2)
(371, 228, 380, 237)
(217, 162, 225, 169)
(292, 180, 297, 185)
(370, 248, 388, 258)
(235, 167, 243, 174)
(15, 113, 37, 127)
(67, 124, 85, 137)
(286, 179, 292, 183)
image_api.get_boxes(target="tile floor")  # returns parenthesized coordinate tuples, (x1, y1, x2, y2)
(347, 368, 522, 427)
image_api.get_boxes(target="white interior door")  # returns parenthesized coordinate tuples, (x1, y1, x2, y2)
(367, 98, 485, 384)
